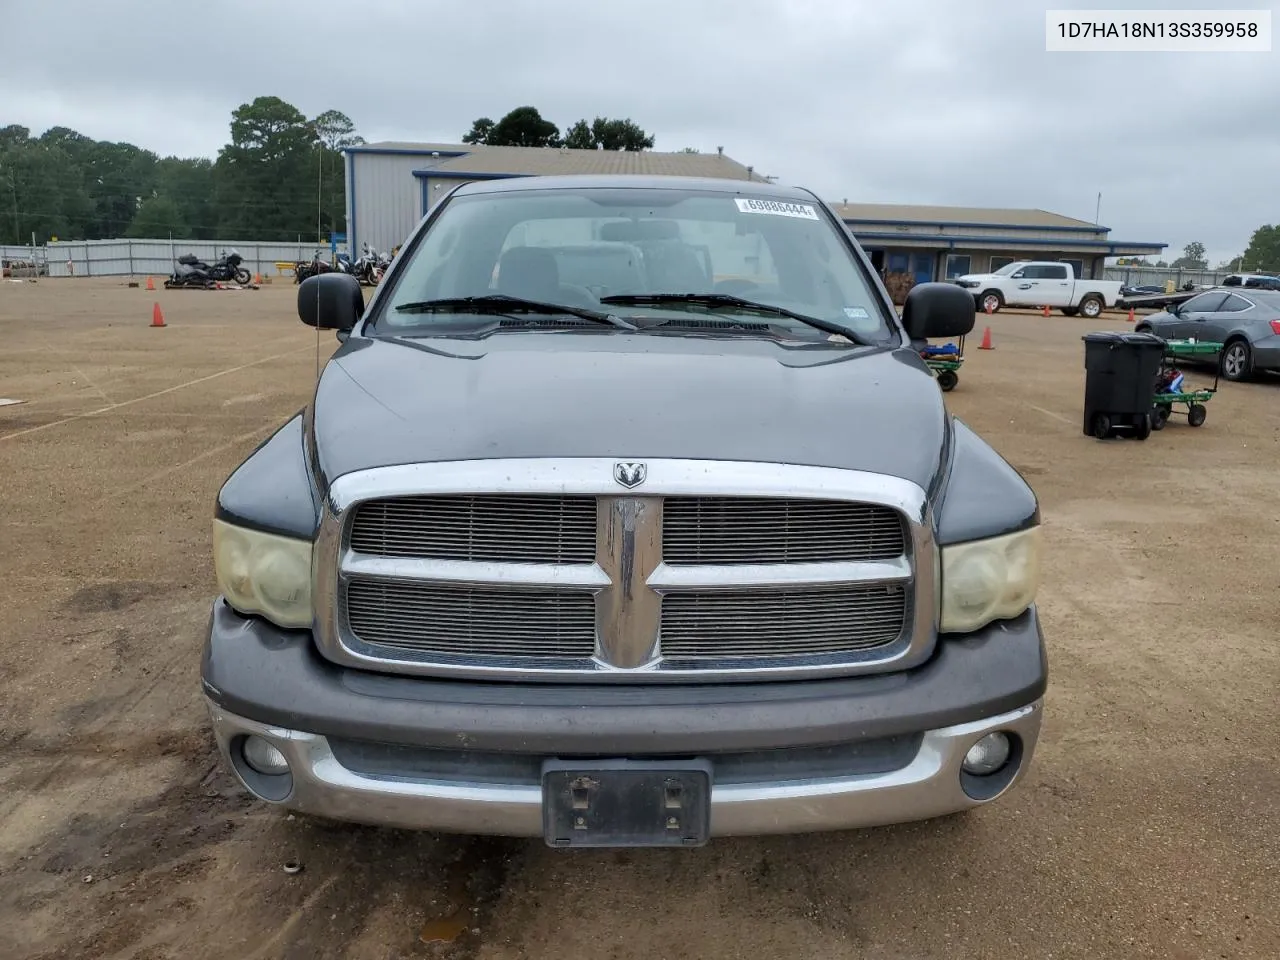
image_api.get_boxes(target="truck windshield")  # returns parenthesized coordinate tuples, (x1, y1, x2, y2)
(370, 186, 897, 344)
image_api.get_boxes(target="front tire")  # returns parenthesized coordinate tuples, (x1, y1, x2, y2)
(1187, 403, 1207, 427)
(936, 369, 959, 392)
(1220, 340, 1252, 382)
(1134, 413, 1152, 441)
(1078, 295, 1104, 319)
(1092, 413, 1112, 439)
(234, 268, 252, 285)
(1151, 405, 1171, 430)
(980, 291, 1003, 314)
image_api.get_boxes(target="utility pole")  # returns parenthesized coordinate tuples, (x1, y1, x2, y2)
(317, 144, 324, 249)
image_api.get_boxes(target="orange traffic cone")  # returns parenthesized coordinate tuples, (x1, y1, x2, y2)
(253, 272, 262, 285)
(984, 302, 993, 316)
(1042, 304, 1051, 317)
(978, 326, 993, 350)
(145, 276, 155, 291)
(1127, 307, 1135, 323)
(151, 302, 166, 328)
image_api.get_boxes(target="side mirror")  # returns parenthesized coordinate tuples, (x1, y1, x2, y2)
(901, 282, 976, 340)
(298, 273, 364, 330)
(1011, 271, 1024, 279)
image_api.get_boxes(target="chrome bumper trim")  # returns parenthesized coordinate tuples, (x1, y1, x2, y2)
(206, 698, 1042, 838)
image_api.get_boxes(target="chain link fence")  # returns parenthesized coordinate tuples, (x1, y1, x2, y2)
(1101, 265, 1266, 289)
(1, 238, 351, 280)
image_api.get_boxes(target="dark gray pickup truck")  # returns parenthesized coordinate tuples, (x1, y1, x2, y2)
(202, 175, 1047, 848)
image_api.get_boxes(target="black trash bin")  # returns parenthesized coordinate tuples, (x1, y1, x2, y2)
(1081, 331, 1166, 440)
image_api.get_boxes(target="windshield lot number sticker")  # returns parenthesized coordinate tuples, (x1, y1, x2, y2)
(735, 198, 820, 220)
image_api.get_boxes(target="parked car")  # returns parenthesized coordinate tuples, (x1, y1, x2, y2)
(202, 174, 1048, 847)
(1221, 273, 1280, 291)
(954, 261, 1124, 318)
(1135, 288, 1280, 381)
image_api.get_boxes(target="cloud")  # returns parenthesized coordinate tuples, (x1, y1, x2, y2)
(2, 0, 1274, 263)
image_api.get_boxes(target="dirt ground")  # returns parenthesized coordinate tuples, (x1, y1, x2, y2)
(1, 277, 1277, 960)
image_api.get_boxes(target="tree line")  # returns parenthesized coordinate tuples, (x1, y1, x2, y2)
(462, 105, 657, 151)
(1116, 235, 1280, 274)
(0, 102, 669, 247)
(0, 97, 361, 245)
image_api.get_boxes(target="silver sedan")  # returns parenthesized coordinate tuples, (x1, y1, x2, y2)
(1136, 288, 1280, 381)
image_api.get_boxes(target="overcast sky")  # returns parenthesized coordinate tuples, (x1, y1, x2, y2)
(3, 0, 1277, 265)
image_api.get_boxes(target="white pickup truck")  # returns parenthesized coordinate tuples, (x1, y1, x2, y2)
(954, 261, 1124, 318)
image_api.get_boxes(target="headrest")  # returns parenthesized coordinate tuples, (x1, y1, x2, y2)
(499, 245, 557, 271)
(496, 246, 560, 298)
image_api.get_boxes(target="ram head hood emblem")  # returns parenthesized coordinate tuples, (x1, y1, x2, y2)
(613, 462, 647, 489)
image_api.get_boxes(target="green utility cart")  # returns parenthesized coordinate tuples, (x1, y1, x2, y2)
(920, 336, 965, 392)
(1151, 339, 1223, 430)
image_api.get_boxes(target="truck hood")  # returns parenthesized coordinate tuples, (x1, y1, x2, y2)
(956, 274, 1001, 284)
(307, 332, 950, 491)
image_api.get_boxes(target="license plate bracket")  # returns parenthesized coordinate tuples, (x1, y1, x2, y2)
(541, 759, 713, 848)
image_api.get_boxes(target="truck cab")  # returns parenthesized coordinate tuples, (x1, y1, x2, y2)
(202, 175, 1048, 848)
(955, 260, 1123, 318)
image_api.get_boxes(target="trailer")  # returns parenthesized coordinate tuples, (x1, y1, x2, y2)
(1116, 289, 1200, 312)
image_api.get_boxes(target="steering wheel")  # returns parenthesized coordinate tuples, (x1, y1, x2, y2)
(555, 283, 602, 308)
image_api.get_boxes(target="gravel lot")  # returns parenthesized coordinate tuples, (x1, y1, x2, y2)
(1, 278, 1277, 960)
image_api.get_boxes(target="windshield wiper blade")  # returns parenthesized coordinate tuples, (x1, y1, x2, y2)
(394, 295, 636, 330)
(599, 293, 873, 345)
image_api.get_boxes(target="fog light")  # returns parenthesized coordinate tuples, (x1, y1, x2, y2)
(242, 735, 290, 776)
(962, 732, 1011, 776)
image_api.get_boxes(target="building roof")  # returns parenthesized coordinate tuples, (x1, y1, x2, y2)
(831, 202, 1102, 230)
(355, 141, 468, 153)
(448, 174, 814, 199)
(352, 140, 771, 182)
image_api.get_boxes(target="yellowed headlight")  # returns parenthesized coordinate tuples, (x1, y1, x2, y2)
(213, 519, 313, 629)
(940, 526, 1042, 633)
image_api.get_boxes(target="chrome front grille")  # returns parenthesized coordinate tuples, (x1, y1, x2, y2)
(314, 459, 937, 683)
(348, 495, 904, 565)
(349, 495, 597, 563)
(662, 497, 905, 564)
(345, 579, 597, 659)
(660, 585, 907, 660)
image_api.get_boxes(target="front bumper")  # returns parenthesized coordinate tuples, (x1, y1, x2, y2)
(202, 600, 1049, 838)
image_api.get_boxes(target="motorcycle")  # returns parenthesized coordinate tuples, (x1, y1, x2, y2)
(294, 250, 336, 284)
(164, 256, 217, 289)
(373, 250, 392, 284)
(167, 249, 251, 287)
(293, 245, 391, 285)
(351, 242, 388, 286)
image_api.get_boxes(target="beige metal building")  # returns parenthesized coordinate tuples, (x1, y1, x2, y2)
(342, 141, 1167, 275)
(833, 203, 1166, 283)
